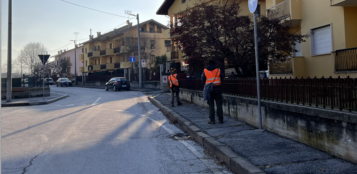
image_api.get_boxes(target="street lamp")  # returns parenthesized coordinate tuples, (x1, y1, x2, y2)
(126, 11, 142, 88)
(70, 32, 79, 85)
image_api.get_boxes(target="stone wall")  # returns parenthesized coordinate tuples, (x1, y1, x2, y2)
(179, 88, 357, 164)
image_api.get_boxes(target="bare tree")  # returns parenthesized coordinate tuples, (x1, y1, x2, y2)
(54, 57, 71, 78)
(17, 42, 47, 76)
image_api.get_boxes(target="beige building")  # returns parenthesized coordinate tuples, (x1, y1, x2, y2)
(79, 19, 168, 76)
(267, 0, 357, 78)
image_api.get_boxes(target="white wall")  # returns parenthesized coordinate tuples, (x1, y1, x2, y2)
(55, 46, 83, 76)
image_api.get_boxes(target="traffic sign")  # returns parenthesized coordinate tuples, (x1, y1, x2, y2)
(248, 0, 258, 13)
(163, 76, 168, 83)
(130, 56, 135, 62)
(142, 59, 146, 67)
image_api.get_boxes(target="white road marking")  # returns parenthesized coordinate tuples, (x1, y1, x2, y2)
(65, 104, 74, 106)
(92, 97, 101, 105)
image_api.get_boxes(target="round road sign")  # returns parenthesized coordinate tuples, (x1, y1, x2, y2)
(248, 0, 258, 13)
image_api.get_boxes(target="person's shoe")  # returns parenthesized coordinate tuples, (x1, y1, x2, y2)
(219, 120, 224, 124)
(208, 121, 215, 124)
(171, 104, 174, 107)
(178, 103, 182, 106)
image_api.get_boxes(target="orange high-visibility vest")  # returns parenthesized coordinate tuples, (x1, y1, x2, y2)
(169, 74, 179, 87)
(204, 68, 221, 86)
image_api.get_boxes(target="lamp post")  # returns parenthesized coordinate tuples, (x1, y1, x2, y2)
(6, 0, 12, 102)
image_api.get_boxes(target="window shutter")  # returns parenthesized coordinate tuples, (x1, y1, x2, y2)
(312, 25, 332, 55)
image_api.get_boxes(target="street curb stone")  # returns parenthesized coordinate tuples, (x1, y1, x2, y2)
(2, 94, 68, 107)
(148, 96, 265, 174)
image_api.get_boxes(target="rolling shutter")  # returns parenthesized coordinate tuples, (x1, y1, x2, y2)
(312, 25, 332, 55)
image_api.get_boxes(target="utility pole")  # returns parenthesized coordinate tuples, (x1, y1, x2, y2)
(6, 0, 12, 102)
(127, 11, 142, 88)
(74, 32, 79, 85)
(254, 9, 262, 130)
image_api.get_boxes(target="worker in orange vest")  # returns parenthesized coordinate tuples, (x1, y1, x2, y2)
(169, 67, 182, 107)
(201, 59, 225, 124)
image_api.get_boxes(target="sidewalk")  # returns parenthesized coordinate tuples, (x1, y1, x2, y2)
(1, 92, 68, 107)
(149, 93, 357, 174)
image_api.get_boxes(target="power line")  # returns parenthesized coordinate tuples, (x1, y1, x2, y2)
(61, 0, 128, 18)
(48, 42, 73, 52)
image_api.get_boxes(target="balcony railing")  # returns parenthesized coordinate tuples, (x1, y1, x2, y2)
(79, 54, 84, 62)
(88, 65, 93, 71)
(269, 59, 293, 74)
(88, 52, 93, 57)
(114, 63, 120, 68)
(171, 51, 179, 59)
(170, 26, 181, 36)
(335, 47, 357, 71)
(267, 0, 291, 20)
(88, 51, 100, 58)
(100, 50, 106, 56)
(114, 47, 120, 54)
(100, 64, 106, 70)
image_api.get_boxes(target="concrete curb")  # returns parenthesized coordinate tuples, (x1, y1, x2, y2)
(148, 96, 265, 174)
(2, 94, 68, 107)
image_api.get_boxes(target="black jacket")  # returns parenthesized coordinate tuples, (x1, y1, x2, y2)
(201, 64, 225, 85)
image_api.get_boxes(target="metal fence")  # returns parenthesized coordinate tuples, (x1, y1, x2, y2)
(335, 47, 357, 71)
(180, 76, 357, 112)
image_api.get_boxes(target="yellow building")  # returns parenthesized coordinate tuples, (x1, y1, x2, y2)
(79, 19, 168, 75)
(157, 0, 266, 72)
(267, 0, 357, 78)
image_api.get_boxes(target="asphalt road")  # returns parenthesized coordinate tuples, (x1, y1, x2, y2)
(1, 86, 231, 174)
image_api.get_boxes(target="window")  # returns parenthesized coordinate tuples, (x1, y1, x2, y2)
(139, 27, 145, 32)
(182, 0, 186, 3)
(85, 48, 87, 53)
(99, 59, 100, 64)
(110, 57, 112, 63)
(82, 48, 83, 53)
(110, 43, 112, 49)
(150, 40, 155, 47)
(86, 60, 87, 67)
(311, 24, 333, 56)
(293, 41, 302, 57)
(98, 45, 101, 51)
(165, 40, 171, 47)
(150, 28, 154, 33)
(95, 60, 97, 65)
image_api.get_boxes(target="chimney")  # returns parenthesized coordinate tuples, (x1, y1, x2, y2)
(89, 29, 93, 40)
(97, 32, 101, 37)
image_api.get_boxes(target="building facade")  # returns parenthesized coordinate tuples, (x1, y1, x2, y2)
(79, 19, 168, 77)
(267, 0, 357, 78)
(53, 46, 83, 78)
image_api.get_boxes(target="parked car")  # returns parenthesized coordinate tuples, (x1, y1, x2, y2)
(105, 77, 130, 91)
(56, 78, 72, 87)
(45, 78, 54, 85)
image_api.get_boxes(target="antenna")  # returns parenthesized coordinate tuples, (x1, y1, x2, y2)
(74, 32, 79, 42)
(125, 10, 132, 21)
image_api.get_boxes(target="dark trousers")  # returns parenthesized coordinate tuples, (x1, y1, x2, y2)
(209, 87, 223, 122)
(171, 88, 181, 105)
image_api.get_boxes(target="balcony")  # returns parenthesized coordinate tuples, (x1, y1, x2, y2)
(331, 0, 357, 6)
(114, 47, 120, 54)
(100, 64, 106, 70)
(335, 47, 357, 72)
(170, 26, 181, 38)
(114, 63, 120, 69)
(88, 65, 100, 71)
(88, 51, 100, 58)
(171, 50, 183, 60)
(79, 54, 84, 62)
(79, 67, 84, 73)
(269, 57, 305, 77)
(120, 61, 132, 69)
(267, 0, 302, 27)
(106, 63, 115, 70)
(100, 49, 114, 56)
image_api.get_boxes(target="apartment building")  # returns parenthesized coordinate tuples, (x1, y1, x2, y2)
(53, 46, 83, 78)
(79, 19, 168, 76)
(157, 0, 266, 72)
(267, 0, 357, 78)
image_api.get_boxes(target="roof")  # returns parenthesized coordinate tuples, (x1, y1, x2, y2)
(82, 19, 169, 44)
(157, 0, 175, 15)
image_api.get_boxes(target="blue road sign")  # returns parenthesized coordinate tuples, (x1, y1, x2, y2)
(248, 0, 258, 13)
(130, 56, 135, 62)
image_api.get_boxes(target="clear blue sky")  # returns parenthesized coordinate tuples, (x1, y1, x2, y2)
(1, 0, 169, 66)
